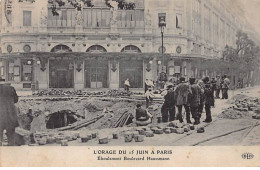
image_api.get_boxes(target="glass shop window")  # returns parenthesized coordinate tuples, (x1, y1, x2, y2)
(8, 61, 14, 81)
(21, 60, 32, 81)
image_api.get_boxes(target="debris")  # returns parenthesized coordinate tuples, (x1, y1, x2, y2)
(124, 132, 133, 142)
(197, 127, 205, 133)
(154, 129, 164, 134)
(113, 133, 119, 139)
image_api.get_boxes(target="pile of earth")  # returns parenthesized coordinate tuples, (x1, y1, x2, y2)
(218, 94, 259, 119)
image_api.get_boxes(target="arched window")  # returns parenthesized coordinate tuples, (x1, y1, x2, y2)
(51, 44, 72, 53)
(121, 45, 141, 53)
(86, 45, 107, 53)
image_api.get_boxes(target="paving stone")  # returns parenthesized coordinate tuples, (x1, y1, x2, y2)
(176, 128, 184, 134)
(190, 125, 195, 130)
(154, 129, 164, 134)
(124, 133, 133, 142)
(184, 126, 190, 132)
(145, 131, 154, 137)
(134, 135, 144, 142)
(46, 136, 56, 144)
(38, 137, 47, 145)
(197, 127, 205, 133)
(91, 132, 97, 139)
(61, 140, 68, 146)
(169, 127, 176, 133)
(99, 137, 109, 144)
(113, 133, 119, 139)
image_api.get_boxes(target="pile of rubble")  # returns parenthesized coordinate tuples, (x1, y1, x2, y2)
(33, 89, 143, 97)
(218, 94, 260, 119)
(17, 120, 207, 146)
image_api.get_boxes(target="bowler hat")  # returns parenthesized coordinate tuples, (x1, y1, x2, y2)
(180, 77, 185, 82)
(189, 78, 196, 84)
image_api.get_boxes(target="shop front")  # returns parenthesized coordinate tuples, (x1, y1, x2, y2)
(84, 59, 109, 88)
(49, 59, 74, 88)
(119, 60, 143, 88)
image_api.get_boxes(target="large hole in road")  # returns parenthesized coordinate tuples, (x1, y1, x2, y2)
(46, 110, 78, 129)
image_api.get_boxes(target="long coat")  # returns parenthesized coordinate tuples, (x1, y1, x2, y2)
(0, 84, 19, 130)
(174, 82, 192, 106)
(204, 83, 214, 106)
(189, 84, 202, 107)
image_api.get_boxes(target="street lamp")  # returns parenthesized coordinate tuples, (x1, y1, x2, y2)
(159, 16, 166, 71)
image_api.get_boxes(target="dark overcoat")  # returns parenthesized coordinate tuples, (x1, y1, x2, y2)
(174, 82, 192, 106)
(204, 83, 215, 106)
(0, 84, 19, 130)
(189, 84, 202, 107)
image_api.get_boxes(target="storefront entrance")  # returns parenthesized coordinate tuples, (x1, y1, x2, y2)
(49, 59, 74, 88)
(85, 60, 108, 88)
(119, 60, 143, 88)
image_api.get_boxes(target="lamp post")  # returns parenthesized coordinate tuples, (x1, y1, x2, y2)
(159, 16, 166, 71)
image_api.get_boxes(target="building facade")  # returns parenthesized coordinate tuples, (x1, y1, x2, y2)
(0, 0, 259, 90)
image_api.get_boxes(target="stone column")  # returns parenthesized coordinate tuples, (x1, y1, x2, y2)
(109, 60, 119, 89)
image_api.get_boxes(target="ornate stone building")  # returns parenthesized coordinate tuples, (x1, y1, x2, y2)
(0, 0, 259, 90)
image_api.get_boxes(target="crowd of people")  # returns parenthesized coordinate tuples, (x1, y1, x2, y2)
(135, 75, 230, 126)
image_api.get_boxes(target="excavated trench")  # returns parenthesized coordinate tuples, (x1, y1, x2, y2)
(46, 110, 78, 129)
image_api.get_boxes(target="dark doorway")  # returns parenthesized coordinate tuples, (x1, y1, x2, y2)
(46, 110, 78, 129)
(119, 60, 143, 88)
(49, 59, 74, 88)
(85, 60, 108, 88)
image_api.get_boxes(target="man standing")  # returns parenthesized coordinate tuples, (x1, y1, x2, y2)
(189, 78, 202, 125)
(124, 78, 130, 93)
(203, 77, 214, 123)
(174, 77, 192, 123)
(215, 75, 221, 99)
(161, 84, 175, 122)
(0, 79, 19, 146)
(222, 75, 230, 99)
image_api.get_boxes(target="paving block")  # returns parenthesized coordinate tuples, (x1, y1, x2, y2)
(150, 127, 158, 132)
(38, 137, 47, 145)
(134, 135, 144, 142)
(92, 132, 97, 139)
(175, 122, 184, 128)
(252, 115, 260, 119)
(176, 128, 184, 134)
(113, 133, 119, 139)
(169, 127, 176, 133)
(46, 136, 56, 144)
(145, 131, 154, 137)
(61, 140, 68, 146)
(137, 129, 146, 135)
(154, 129, 164, 134)
(197, 127, 205, 133)
(81, 136, 89, 143)
(190, 125, 195, 130)
(164, 129, 171, 134)
(132, 131, 139, 138)
(184, 126, 190, 132)
(99, 137, 109, 144)
(55, 136, 65, 144)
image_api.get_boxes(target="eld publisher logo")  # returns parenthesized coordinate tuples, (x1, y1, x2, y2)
(242, 153, 254, 160)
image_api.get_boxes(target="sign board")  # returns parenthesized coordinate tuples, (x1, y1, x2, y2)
(175, 66, 181, 74)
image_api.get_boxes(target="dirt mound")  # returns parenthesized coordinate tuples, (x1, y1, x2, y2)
(218, 109, 252, 119)
(219, 93, 259, 119)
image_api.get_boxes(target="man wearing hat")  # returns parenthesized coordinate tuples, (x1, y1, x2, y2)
(0, 78, 19, 146)
(202, 77, 214, 123)
(189, 78, 202, 125)
(161, 84, 175, 122)
(215, 75, 221, 99)
(222, 75, 230, 99)
(174, 77, 192, 123)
